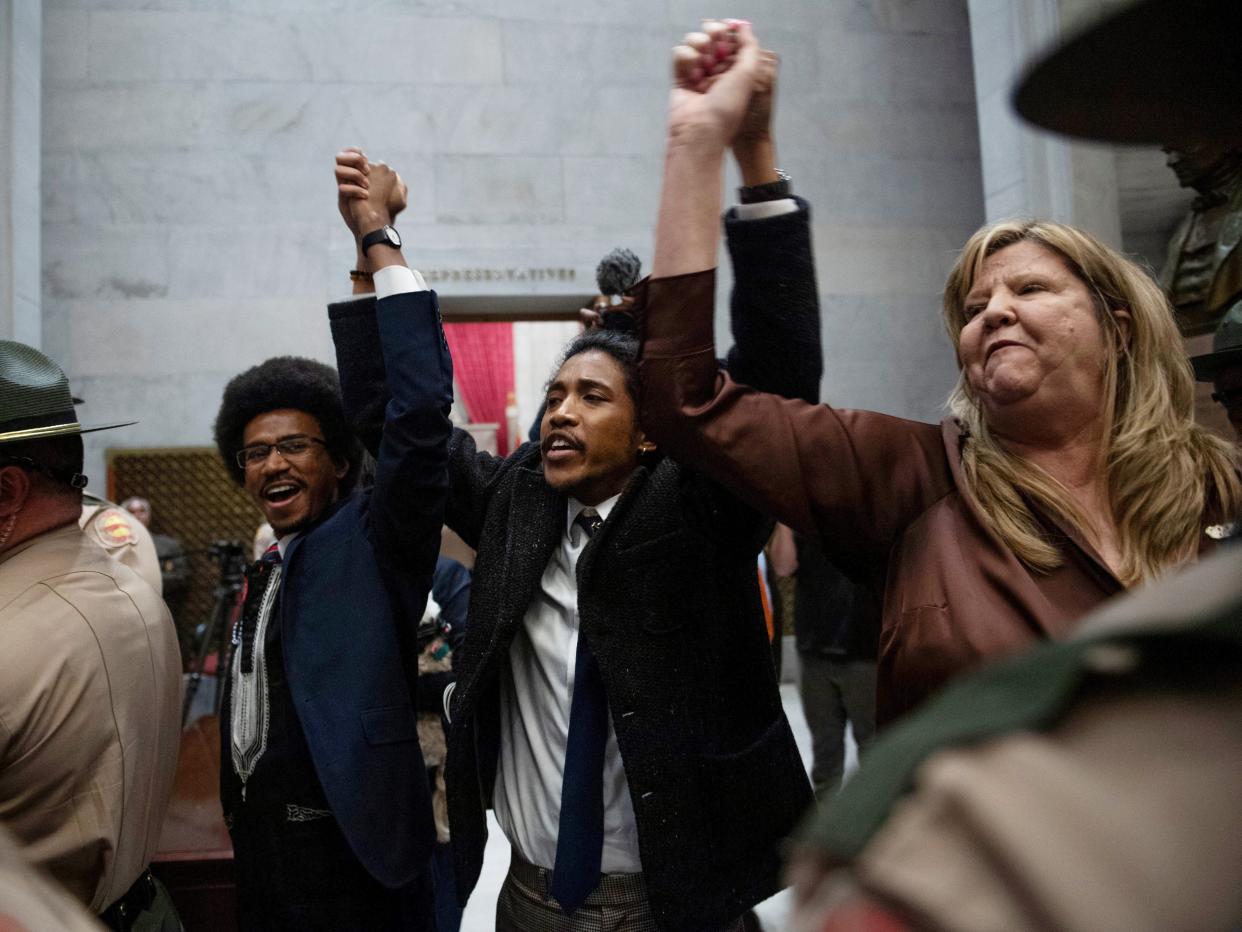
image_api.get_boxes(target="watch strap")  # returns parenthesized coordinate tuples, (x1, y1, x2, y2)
(738, 170, 792, 204)
(361, 226, 398, 253)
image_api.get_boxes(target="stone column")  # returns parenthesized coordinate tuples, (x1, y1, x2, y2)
(966, 0, 1122, 245)
(0, 0, 41, 345)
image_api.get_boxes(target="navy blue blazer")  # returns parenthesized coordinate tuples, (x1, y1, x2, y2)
(266, 288, 453, 889)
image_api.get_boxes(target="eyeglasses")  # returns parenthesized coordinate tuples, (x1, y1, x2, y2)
(1211, 388, 1242, 408)
(235, 436, 327, 470)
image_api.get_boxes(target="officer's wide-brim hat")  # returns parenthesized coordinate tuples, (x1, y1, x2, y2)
(1191, 305, 1242, 381)
(1012, 0, 1242, 145)
(0, 340, 134, 444)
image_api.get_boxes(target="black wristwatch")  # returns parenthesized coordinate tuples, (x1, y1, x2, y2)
(361, 224, 402, 253)
(738, 169, 792, 204)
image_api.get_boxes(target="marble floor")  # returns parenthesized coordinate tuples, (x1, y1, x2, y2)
(459, 683, 856, 932)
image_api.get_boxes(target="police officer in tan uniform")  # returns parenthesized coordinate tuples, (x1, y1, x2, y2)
(0, 341, 182, 930)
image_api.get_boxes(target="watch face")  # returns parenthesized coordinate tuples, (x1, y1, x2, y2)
(385, 225, 402, 248)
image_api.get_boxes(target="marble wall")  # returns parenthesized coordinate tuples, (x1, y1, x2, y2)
(966, 0, 1123, 242)
(40, 0, 983, 486)
(2, 0, 42, 347)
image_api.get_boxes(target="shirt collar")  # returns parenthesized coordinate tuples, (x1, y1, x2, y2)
(275, 532, 299, 560)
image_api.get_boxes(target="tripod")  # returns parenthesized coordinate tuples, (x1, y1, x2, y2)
(182, 540, 248, 726)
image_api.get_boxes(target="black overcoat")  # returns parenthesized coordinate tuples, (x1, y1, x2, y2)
(330, 201, 821, 930)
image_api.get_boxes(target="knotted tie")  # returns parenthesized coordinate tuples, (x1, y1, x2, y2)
(551, 510, 608, 914)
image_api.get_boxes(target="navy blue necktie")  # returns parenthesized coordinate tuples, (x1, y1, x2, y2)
(551, 510, 608, 914)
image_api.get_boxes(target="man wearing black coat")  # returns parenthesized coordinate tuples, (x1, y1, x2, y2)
(332, 146, 820, 932)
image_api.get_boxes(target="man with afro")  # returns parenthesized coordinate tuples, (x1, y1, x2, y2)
(212, 157, 453, 931)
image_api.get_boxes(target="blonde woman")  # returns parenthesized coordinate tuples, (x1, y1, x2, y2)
(634, 22, 1240, 724)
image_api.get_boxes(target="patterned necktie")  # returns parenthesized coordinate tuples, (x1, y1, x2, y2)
(551, 510, 608, 914)
(231, 542, 282, 800)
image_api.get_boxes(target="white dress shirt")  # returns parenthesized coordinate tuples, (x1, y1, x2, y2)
(492, 494, 643, 873)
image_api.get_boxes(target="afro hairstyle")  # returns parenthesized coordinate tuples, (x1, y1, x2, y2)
(213, 356, 363, 492)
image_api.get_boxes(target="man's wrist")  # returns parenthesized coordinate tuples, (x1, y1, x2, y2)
(366, 243, 405, 273)
(355, 210, 394, 238)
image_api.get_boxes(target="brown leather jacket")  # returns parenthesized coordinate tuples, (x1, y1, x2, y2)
(635, 269, 1174, 725)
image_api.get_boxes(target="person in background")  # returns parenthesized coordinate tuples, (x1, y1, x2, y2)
(0, 341, 182, 930)
(771, 524, 878, 798)
(635, 21, 1240, 727)
(252, 521, 276, 561)
(416, 555, 471, 932)
(80, 489, 162, 595)
(123, 496, 192, 655)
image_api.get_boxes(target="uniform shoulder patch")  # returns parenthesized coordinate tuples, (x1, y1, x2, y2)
(94, 509, 136, 549)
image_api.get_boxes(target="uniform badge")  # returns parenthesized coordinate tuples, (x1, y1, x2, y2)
(95, 509, 136, 548)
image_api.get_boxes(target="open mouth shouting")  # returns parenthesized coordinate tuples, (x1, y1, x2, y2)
(543, 430, 584, 464)
(260, 479, 305, 521)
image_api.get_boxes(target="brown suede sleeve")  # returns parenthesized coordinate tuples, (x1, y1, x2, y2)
(634, 269, 954, 566)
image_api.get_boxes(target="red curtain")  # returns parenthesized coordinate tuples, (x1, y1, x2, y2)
(443, 322, 515, 454)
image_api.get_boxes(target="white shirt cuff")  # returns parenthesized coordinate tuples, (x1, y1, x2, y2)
(442, 682, 456, 724)
(734, 198, 798, 221)
(374, 265, 429, 299)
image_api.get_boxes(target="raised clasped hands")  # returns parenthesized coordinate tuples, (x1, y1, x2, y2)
(334, 147, 408, 241)
(668, 20, 774, 153)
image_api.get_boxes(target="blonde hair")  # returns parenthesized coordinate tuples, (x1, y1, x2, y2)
(942, 219, 1239, 586)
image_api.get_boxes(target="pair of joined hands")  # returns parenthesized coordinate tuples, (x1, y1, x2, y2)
(333, 20, 779, 241)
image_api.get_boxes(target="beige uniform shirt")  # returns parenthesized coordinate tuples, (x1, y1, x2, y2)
(0, 524, 182, 912)
(79, 496, 163, 596)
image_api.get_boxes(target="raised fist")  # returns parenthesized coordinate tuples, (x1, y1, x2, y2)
(667, 20, 768, 151)
(335, 147, 409, 241)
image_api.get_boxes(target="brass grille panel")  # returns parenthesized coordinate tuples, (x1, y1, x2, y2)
(108, 447, 261, 643)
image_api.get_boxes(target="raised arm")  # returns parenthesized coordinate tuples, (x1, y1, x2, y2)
(328, 284, 510, 550)
(721, 45, 821, 403)
(333, 153, 454, 588)
(637, 26, 950, 567)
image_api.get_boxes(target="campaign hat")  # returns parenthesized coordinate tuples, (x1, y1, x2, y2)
(0, 340, 134, 444)
(1013, 0, 1242, 145)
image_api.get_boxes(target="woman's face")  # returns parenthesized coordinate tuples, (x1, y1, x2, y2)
(957, 241, 1118, 433)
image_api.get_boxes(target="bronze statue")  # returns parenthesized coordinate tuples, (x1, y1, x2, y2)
(1191, 304, 1242, 440)
(1160, 144, 1242, 336)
